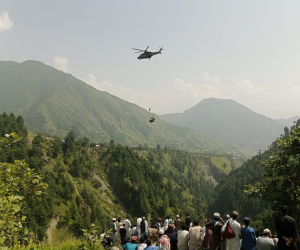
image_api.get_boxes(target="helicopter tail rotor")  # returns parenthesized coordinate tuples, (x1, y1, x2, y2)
(159, 46, 164, 53)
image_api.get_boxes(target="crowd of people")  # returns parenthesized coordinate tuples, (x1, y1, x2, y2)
(104, 206, 297, 250)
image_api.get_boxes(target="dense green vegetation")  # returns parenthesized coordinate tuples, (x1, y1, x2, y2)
(245, 121, 300, 222)
(0, 113, 234, 247)
(208, 118, 300, 232)
(0, 61, 242, 155)
(160, 97, 291, 152)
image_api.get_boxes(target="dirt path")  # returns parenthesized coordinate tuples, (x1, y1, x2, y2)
(46, 216, 59, 245)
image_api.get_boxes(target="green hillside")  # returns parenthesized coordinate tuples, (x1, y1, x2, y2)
(160, 98, 285, 152)
(0, 113, 236, 244)
(0, 60, 243, 155)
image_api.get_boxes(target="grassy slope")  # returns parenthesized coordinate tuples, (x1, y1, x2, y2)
(210, 156, 232, 174)
(0, 60, 243, 155)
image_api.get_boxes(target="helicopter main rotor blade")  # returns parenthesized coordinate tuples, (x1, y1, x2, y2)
(132, 48, 144, 51)
(145, 46, 149, 51)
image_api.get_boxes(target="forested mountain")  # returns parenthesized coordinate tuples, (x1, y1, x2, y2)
(160, 98, 286, 151)
(207, 117, 300, 231)
(0, 113, 234, 242)
(207, 150, 271, 220)
(0, 60, 241, 155)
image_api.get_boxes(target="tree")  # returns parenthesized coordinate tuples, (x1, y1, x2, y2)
(63, 131, 76, 155)
(245, 124, 300, 221)
(0, 132, 48, 247)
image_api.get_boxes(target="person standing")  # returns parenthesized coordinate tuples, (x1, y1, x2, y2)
(177, 222, 189, 250)
(124, 216, 132, 238)
(157, 218, 163, 244)
(185, 212, 192, 231)
(211, 214, 224, 250)
(174, 215, 182, 231)
(257, 229, 275, 250)
(164, 216, 170, 231)
(120, 223, 127, 245)
(137, 214, 142, 226)
(110, 218, 117, 246)
(117, 217, 123, 245)
(221, 211, 241, 250)
(241, 217, 256, 250)
(275, 205, 297, 250)
(164, 224, 178, 250)
(202, 219, 213, 250)
(189, 220, 203, 250)
(138, 216, 149, 238)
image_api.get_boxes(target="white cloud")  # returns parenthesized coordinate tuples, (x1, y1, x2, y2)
(83, 74, 224, 114)
(236, 79, 264, 95)
(53, 56, 69, 73)
(201, 72, 220, 85)
(0, 11, 14, 31)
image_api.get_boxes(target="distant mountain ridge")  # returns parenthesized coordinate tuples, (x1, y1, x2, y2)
(160, 98, 290, 151)
(0, 60, 241, 154)
(276, 116, 300, 127)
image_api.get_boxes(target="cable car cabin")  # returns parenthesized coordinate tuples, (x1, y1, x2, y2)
(149, 117, 155, 123)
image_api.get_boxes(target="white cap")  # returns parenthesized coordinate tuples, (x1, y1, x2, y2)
(112, 218, 116, 221)
(263, 229, 270, 234)
(159, 229, 164, 234)
(214, 213, 220, 218)
(176, 215, 179, 218)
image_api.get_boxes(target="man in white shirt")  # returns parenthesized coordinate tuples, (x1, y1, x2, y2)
(222, 211, 241, 250)
(257, 229, 275, 250)
(124, 216, 132, 238)
(164, 216, 170, 231)
(189, 220, 203, 250)
(177, 222, 189, 250)
(137, 214, 142, 225)
(137, 236, 147, 250)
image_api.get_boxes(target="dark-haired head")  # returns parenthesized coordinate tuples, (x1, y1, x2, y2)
(181, 222, 187, 230)
(194, 220, 199, 226)
(280, 205, 288, 215)
(244, 218, 250, 226)
(124, 237, 130, 243)
(146, 240, 152, 247)
(118, 217, 121, 222)
(139, 237, 145, 243)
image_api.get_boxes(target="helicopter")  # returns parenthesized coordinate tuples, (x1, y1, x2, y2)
(132, 46, 164, 60)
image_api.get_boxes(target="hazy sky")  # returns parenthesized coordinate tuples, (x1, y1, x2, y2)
(1, 0, 300, 119)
